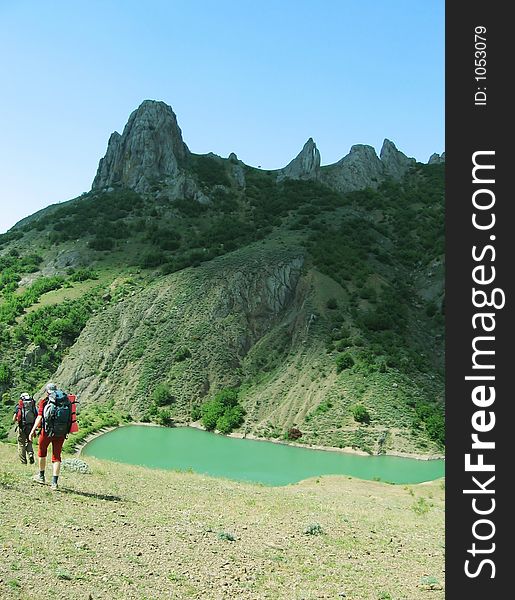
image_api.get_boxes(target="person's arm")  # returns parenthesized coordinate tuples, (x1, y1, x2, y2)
(29, 415, 43, 441)
(12, 405, 19, 423)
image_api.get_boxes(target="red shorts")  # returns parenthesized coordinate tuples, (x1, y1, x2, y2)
(37, 432, 65, 462)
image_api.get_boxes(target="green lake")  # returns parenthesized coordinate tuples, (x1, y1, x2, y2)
(81, 425, 444, 486)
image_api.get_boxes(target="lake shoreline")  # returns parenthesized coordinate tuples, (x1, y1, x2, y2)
(76, 421, 444, 461)
(187, 422, 444, 461)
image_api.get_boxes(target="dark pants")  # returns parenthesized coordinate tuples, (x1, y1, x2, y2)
(17, 426, 35, 464)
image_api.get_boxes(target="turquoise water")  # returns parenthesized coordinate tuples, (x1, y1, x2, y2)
(81, 425, 444, 486)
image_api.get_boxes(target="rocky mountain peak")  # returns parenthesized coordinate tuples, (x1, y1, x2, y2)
(320, 144, 384, 193)
(92, 100, 190, 193)
(379, 138, 415, 179)
(428, 152, 445, 164)
(278, 138, 321, 181)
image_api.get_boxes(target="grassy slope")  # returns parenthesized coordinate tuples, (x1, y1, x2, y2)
(35, 240, 440, 455)
(0, 163, 444, 453)
(0, 443, 444, 599)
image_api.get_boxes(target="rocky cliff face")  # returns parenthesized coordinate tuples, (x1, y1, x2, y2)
(92, 100, 190, 193)
(278, 138, 321, 181)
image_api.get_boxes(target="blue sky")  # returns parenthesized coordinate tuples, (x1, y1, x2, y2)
(0, 0, 444, 233)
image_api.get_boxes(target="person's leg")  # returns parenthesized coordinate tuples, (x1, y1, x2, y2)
(52, 461, 61, 479)
(26, 428, 35, 464)
(34, 433, 49, 483)
(17, 429, 27, 464)
(50, 437, 64, 489)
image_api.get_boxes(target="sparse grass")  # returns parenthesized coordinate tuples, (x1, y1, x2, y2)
(0, 443, 445, 599)
(412, 496, 432, 516)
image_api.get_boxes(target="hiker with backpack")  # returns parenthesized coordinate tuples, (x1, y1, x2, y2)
(28, 382, 73, 491)
(12, 392, 37, 465)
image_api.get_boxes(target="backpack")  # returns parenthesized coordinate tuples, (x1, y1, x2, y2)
(18, 397, 37, 428)
(43, 390, 72, 438)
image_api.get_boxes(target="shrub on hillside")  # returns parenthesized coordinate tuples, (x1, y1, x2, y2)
(336, 352, 354, 372)
(335, 338, 350, 352)
(286, 427, 303, 441)
(190, 406, 202, 421)
(156, 407, 174, 426)
(21, 293, 102, 349)
(69, 268, 98, 282)
(0, 363, 12, 385)
(424, 410, 445, 447)
(326, 297, 338, 310)
(141, 251, 167, 268)
(201, 388, 245, 434)
(174, 347, 191, 362)
(212, 188, 239, 212)
(352, 404, 371, 425)
(0, 230, 23, 247)
(173, 197, 208, 217)
(152, 383, 175, 406)
(192, 155, 230, 187)
(157, 237, 181, 251)
(88, 236, 114, 251)
(216, 406, 245, 434)
(201, 401, 224, 431)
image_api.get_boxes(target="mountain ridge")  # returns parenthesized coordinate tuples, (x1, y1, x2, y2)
(89, 99, 438, 199)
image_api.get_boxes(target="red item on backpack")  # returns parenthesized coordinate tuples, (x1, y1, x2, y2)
(68, 394, 79, 433)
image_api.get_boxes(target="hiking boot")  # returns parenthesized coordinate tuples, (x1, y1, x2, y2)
(29, 456, 35, 465)
(33, 473, 45, 485)
(51, 482, 59, 491)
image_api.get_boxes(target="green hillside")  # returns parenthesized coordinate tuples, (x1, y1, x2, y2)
(0, 155, 444, 454)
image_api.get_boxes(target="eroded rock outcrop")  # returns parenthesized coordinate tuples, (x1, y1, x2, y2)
(227, 152, 246, 188)
(278, 138, 321, 181)
(380, 139, 416, 180)
(92, 100, 190, 193)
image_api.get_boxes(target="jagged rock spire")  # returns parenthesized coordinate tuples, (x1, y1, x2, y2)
(379, 139, 415, 179)
(278, 138, 321, 181)
(92, 100, 189, 193)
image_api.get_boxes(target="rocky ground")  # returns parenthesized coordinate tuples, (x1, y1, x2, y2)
(0, 443, 444, 599)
